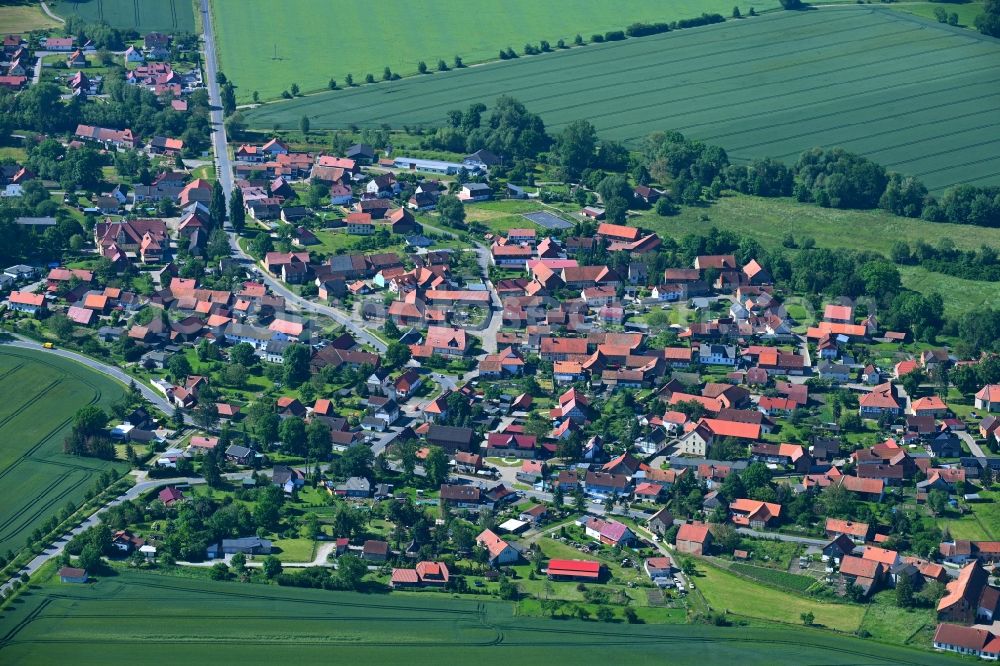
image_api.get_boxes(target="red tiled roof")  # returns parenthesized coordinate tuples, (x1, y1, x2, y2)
(547, 559, 600, 578)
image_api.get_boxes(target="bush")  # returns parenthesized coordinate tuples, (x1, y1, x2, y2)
(625, 22, 671, 37)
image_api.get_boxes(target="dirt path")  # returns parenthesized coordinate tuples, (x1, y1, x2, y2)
(40, 2, 65, 23)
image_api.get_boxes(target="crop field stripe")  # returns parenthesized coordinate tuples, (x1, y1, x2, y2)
(0, 471, 80, 541)
(577, 46, 997, 140)
(0, 348, 124, 551)
(265, 11, 870, 124)
(246, 10, 853, 122)
(709, 89, 1000, 153)
(248, 8, 1000, 191)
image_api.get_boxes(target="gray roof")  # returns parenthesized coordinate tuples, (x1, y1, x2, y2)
(225, 321, 273, 341)
(222, 537, 271, 549)
(15, 217, 57, 226)
(265, 339, 291, 355)
(338, 476, 371, 492)
(225, 444, 253, 458)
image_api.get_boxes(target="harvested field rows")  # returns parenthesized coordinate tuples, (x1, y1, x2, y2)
(247, 8, 1000, 192)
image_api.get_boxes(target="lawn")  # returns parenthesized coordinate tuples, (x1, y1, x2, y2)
(897, 266, 1000, 318)
(938, 490, 1000, 541)
(0, 568, 967, 664)
(0, 3, 60, 32)
(693, 559, 865, 632)
(270, 537, 316, 562)
(50, 0, 195, 32)
(0, 347, 127, 552)
(245, 7, 1000, 193)
(860, 591, 939, 646)
(212, 0, 782, 102)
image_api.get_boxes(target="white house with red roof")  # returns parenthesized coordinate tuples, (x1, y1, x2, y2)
(476, 528, 519, 565)
(976, 385, 1000, 412)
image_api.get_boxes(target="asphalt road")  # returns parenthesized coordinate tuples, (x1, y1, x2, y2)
(0, 474, 208, 596)
(199, 0, 387, 352)
(200, 0, 233, 202)
(1, 334, 176, 416)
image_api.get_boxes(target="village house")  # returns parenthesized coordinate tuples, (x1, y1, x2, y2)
(675, 522, 713, 555)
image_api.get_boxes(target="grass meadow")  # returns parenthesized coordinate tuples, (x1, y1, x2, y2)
(0, 347, 127, 551)
(211, 0, 782, 102)
(634, 193, 1000, 315)
(0, 3, 61, 32)
(693, 559, 864, 632)
(49, 0, 195, 32)
(0, 568, 968, 664)
(246, 7, 1000, 193)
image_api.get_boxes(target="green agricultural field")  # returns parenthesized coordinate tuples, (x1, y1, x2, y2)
(211, 0, 782, 102)
(0, 568, 967, 664)
(0, 347, 127, 551)
(247, 7, 1000, 193)
(50, 0, 195, 32)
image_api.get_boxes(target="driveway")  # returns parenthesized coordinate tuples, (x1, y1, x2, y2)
(958, 431, 990, 459)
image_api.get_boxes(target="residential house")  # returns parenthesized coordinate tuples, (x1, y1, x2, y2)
(729, 499, 782, 528)
(458, 183, 491, 202)
(476, 529, 520, 565)
(675, 522, 713, 555)
(647, 507, 675, 536)
(362, 540, 389, 562)
(976, 385, 1000, 412)
(839, 555, 885, 598)
(390, 561, 451, 588)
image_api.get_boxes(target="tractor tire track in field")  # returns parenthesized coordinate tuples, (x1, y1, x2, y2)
(0, 370, 101, 480)
(0, 361, 25, 382)
(247, 8, 857, 125)
(0, 598, 51, 646)
(262, 9, 910, 129)
(705, 89, 1000, 153)
(0, 348, 113, 549)
(0, 379, 60, 432)
(0, 471, 79, 542)
(269, 10, 868, 125)
(574, 38, 991, 140)
(133, 0, 140, 28)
